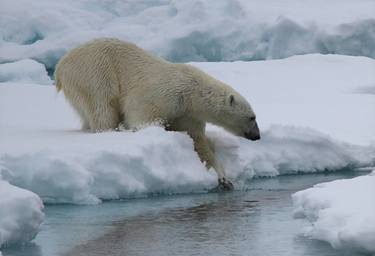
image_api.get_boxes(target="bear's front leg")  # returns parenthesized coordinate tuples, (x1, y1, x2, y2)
(191, 134, 234, 191)
(169, 117, 233, 190)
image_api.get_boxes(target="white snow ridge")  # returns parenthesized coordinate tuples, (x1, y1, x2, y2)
(0, 59, 52, 85)
(292, 171, 375, 254)
(0, 180, 44, 248)
(0, 0, 374, 71)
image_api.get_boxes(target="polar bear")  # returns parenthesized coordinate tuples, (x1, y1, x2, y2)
(55, 38, 260, 190)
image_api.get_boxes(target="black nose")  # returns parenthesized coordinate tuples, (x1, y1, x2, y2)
(245, 121, 260, 141)
(244, 132, 260, 141)
(251, 134, 261, 141)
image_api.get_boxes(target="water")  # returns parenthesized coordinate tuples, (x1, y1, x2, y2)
(2, 171, 371, 256)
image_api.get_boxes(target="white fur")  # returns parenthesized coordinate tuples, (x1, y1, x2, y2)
(55, 38, 259, 185)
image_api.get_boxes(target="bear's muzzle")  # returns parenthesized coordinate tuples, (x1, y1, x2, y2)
(244, 121, 260, 141)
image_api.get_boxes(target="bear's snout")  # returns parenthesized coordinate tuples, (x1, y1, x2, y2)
(245, 131, 260, 141)
(244, 121, 260, 141)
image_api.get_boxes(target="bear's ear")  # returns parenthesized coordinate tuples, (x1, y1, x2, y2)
(229, 94, 235, 106)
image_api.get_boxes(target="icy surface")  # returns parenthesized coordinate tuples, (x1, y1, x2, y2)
(0, 55, 374, 204)
(0, 59, 52, 85)
(0, 180, 44, 248)
(292, 171, 375, 253)
(0, 0, 374, 72)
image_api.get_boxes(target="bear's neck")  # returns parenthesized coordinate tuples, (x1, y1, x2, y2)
(177, 63, 226, 126)
(190, 83, 225, 127)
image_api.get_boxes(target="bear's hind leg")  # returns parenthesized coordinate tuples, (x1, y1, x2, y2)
(63, 93, 91, 131)
(75, 105, 90, 131)
(86, 99, 121, 132)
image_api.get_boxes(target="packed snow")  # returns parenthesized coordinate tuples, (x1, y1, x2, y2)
(0, 59, 52, 84)
(0, 54, 374, 205)
(0, 180, 44, 248)
(293, 171, 375, 253)
(0, 0, 374, 72)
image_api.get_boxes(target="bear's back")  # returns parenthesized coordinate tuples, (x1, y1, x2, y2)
(57, 38, 167, 76)
(55, 38, 171, 93)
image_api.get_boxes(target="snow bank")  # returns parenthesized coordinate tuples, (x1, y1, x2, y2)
(0, 180, 44, 248)
(0, 55, 374, 204)
(0, 59, 52, 85)
(212, 126, 373, 180)
(0, 124, 371, 205)
(0, 0, 374, 73)
(292, 172, 375, 253)
(0, 127, 216, 204)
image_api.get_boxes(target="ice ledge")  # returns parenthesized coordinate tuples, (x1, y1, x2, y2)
(0, 180, 44, 248)
(292, 171, 375, 253)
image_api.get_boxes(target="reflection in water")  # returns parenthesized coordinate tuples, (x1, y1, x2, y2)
(4, 172, 370, 256)
(65, 196, 260, 256)
(2, 242, 42, 256)
(65, 173, 366, 256)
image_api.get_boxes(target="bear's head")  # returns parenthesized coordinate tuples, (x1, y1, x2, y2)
(218, 91, 260, 141)
(182, 64, 260, 141)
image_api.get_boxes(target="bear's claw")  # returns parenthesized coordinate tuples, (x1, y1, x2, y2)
(218, 177, 234, 191)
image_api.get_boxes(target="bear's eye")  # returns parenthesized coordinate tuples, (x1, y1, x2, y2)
(229, 95, 235, 106)
(249, 116, 256, 121)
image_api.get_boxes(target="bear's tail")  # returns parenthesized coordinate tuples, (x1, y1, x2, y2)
(55, 73, 62, 92)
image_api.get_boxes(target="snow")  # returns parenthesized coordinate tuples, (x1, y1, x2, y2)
(0, 0, 374, 72)
(0, 180, 44, 248)
(0, 59, 52, 85)
(292, 171, 375, 253)
(0, 54, 374, 204)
